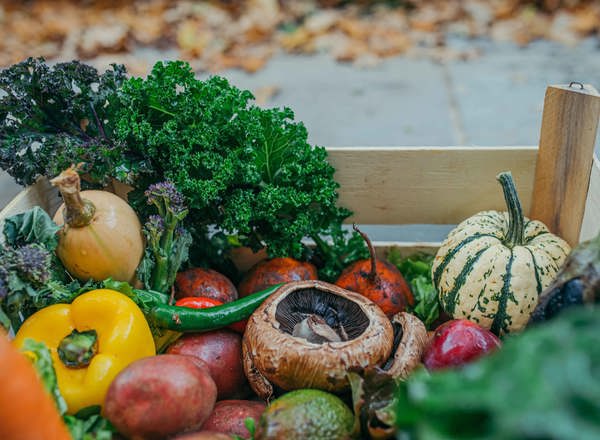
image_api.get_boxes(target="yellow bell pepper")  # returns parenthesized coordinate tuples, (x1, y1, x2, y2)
(13, 289, 155, 414)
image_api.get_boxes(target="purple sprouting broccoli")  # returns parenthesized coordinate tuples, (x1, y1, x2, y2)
(0, 244, 51, 287)
(139, 182, 192, 294)
(13, 244, 52, 284)
(0, 243, 53, 330)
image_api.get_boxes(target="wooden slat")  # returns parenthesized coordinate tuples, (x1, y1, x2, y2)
(530, 84, 600, 246)
(327, 146, 538, 225)
(580, 155, 600, 242)
(0, 178, 61, 243)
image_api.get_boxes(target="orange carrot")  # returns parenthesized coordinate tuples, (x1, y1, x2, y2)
(0, 329, 71, 440)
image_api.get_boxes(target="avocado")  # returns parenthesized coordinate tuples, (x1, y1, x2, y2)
(256, 389, 354, 440)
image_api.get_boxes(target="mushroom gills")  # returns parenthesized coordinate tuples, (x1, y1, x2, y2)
(379, 322, 404, 371)
(275, 288, 370, 341)
(377, 312, 427, 379)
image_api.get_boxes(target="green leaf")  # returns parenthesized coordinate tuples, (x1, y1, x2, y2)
(136, 247, 155, 291)
(102, 278, 169, 340)
(244, 417, 256, 439)
(64, 408, 116, 440)
(21, 338, 67, 415)
(395, 307, 600, 440)
(348, 370, 398, 439)
(3, 207, 60, 250)
(0, 307, 10, 330)
(388, 251, 439, 327)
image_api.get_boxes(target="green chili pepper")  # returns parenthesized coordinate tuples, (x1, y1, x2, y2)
(150, 284, 282, 332)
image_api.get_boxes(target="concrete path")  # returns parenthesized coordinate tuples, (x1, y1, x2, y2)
(1, 38, 599, 212)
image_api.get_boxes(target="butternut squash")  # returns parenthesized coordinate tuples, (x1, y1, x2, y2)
(51, 166, 144, 283)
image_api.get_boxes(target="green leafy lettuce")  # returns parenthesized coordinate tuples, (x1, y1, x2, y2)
(388, 250, 439, 327)
(395, 307, 600, 440)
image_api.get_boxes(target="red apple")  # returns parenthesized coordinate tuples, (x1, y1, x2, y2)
(423, 319, 501, 371)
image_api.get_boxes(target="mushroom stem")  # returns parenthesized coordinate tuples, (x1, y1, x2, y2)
(292, 315, 343, 343)
(353, 224, 378, 282)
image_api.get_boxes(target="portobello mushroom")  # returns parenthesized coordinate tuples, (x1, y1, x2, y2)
(379, 312, 427, 379)
(242, 280, 427, 400)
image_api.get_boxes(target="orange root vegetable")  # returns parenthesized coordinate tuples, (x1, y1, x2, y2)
(0, 330, 71, 440)
(51, 166, 144, 283)
(335, 225, 414, 317)
(238, 257, 318, 297)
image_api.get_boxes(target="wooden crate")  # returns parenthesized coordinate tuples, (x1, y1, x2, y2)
(1, 84, 599, 260)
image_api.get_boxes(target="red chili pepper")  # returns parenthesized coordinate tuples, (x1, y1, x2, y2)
(174, 297, 248, 334)
(175, 297, 223, 309)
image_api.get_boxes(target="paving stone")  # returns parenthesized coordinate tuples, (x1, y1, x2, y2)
(210, 54, 456, 147)
(446, 38, 600, 149)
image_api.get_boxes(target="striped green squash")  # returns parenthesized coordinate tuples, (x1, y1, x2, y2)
(432, 172, 571, 335)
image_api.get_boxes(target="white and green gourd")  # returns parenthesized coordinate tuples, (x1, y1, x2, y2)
(432, 171, 571, 335)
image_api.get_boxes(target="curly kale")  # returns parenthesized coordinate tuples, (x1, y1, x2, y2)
(1, 59, 362, 274)
(0, 57, 126, 185)
(114, 61, 351, 261)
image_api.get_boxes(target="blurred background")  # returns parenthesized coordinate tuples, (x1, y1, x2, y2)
(1, 0, 599, 207)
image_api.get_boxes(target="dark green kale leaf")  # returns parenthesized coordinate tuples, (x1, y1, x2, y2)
(2, 58, 356, 270)
(395, 307, 600, 440)
(0, 57, 126, 185)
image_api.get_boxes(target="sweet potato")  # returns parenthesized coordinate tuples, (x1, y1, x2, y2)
(104, 354, 217, 439)
(201, 400, 266, 439)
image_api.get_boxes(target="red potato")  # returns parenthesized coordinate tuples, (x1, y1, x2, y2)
(173, 432, 232, 440)
(201, 400, 266, 439)
(167, 330, 246, 400)
(176, 268, 238, 303)
(104, 354, 217, 439)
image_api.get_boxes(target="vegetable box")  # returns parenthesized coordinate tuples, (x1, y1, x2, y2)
(1, 83, 598, 262)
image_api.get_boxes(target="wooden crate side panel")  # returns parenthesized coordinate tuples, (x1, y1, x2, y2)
(327, 146, 538, 225)
(0, 179, 61, 243)
(580, 155, 600, 242)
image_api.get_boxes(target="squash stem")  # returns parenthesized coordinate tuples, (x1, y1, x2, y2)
(50, 165, 96, 228)
(497, 172, 525, 247)
(353, 224, 379, 281)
